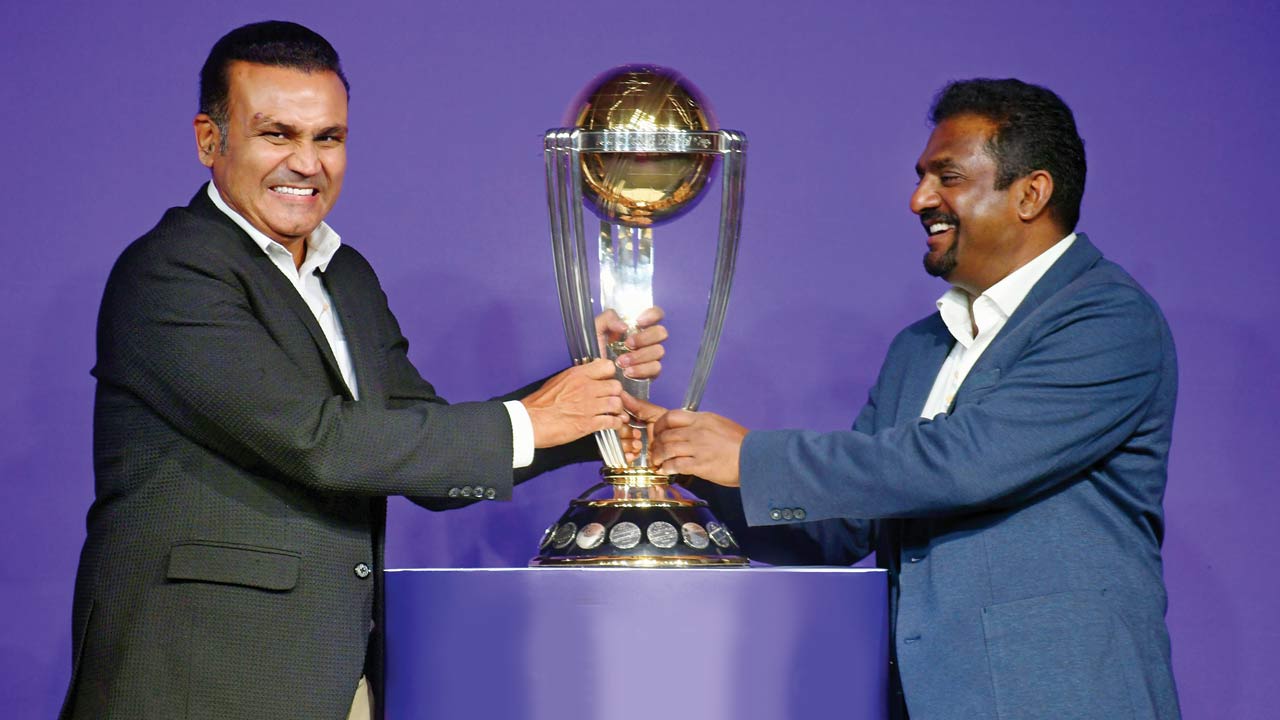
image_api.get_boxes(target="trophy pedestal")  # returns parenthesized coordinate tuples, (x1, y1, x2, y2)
(384, 567, 890, 720)
(530, 469, 748, 567)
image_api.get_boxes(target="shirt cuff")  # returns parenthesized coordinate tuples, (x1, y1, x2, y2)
(504, 400, 535, 469)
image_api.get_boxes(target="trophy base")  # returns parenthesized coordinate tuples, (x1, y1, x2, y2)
(530, 468, 749, 567)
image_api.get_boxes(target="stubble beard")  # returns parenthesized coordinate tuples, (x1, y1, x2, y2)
(924, 239, 958, 278)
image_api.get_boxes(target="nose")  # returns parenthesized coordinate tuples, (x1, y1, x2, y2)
(910, 178, 939, 216)
(287, 141, 321, 177)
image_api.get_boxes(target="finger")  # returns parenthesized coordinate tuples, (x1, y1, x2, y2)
(620, 360, 662, 380)
(593, 414, 625, 433)
(598, 396, 624, 415)
(597, 379, 623, 398)
(593, 308, 624, 337)
(617, 344, 664, 371)
(624, 324, 668, 351)
(622, 341, 665, 363)
(657, 457, 691, 476)
(651, 438, 693, 465)
(654, 409, 696, 435)
(621, 392, 667, 422)
(654, 425, 691, 445)
(634, 306, 665, 328)
(652, 432, 695, 462)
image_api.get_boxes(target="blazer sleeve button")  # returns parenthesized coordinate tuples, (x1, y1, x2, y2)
(354, 563, 372, 579)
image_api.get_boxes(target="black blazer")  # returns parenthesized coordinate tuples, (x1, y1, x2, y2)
(62, 186, 591, 719)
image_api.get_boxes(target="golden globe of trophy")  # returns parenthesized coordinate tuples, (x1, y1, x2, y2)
(531, 65, 748, 567)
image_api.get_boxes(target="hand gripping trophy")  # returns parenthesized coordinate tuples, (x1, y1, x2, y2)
(532, 65, 748, 566)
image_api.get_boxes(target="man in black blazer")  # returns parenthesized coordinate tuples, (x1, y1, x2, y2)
(60, 21, 664, 720)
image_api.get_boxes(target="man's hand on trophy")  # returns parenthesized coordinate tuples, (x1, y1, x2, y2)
(614, 392, 667, 463)
(522, 359, 625, 448)
(648, 408, 747, 488)
(595, 306, 667, 380)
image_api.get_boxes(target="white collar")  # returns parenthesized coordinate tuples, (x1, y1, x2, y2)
(935, 232, 1076, 343)
(206, 182, 342, 273)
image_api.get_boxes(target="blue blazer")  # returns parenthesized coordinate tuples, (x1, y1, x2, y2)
(716, 235, 1180, 719)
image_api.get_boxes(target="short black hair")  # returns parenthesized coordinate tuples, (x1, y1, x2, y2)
(199, 21, 349, 143)
(929, 78, 1086, 233)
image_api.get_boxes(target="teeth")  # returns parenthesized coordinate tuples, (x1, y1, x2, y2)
(928, 223, 953, 235)
(272, 186, 315, 196)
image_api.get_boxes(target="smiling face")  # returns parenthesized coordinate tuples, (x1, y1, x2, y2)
(195, 61, 348, 255)
(910, 114, 1025, 295)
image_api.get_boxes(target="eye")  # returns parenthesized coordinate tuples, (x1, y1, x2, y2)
(940, 173, 962, 186)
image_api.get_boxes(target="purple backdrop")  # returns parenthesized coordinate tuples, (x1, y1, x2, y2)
(3, 2, 1276, 718)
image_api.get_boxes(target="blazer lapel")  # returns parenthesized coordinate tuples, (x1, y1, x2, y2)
(956, 233, 1104, 392)
(896, 316, 953, 422)
(186, 186, 350, 394)
(998, 233, 1102, 339)
(322, 252, 385, 404)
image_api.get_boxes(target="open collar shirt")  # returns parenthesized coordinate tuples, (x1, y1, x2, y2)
(206, 183, 533, 467)
(920, 233, 1077, 418)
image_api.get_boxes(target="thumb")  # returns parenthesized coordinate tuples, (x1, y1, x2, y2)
(622, 392, 667, 423)
(579, 357, 618, 379)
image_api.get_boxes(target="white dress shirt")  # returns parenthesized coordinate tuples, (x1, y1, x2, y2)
(920, 233, 1076, 418)
(206, 183, 533, 467)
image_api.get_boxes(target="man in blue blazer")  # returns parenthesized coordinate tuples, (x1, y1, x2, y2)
(646, 79, 1181, 719)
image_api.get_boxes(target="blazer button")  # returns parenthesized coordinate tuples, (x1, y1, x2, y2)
(461, 487, 473, 498)
(794, 508, 806, 520)
(448, 487, 460, 498)
(484, 488, 496, 500)
(354, 563, 372, 579)
(770, 509, 782, 521)
(473, 486, 485, 497)
(781, 508, 794, 520)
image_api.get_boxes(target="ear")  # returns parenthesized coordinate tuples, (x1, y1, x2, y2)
(194, 114, 221, 168)
(1014, 170, 1054, 222)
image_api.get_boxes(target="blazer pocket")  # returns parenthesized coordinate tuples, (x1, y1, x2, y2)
(167, 541, 300, 592)
(963, 368, 1001, 391)
(954, 368, 1001, 406)
(981, 589, 1140, 720)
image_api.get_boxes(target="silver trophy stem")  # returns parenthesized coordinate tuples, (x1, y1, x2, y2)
(599, 222, 654, 467)
(682, 130, 747, 412)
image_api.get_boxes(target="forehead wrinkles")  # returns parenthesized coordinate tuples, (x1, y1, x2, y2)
(227, 67, 347, 130)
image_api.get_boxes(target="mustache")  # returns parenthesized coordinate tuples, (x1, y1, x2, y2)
(266, 173, 325, 190)
(919, 209, 958, 227)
